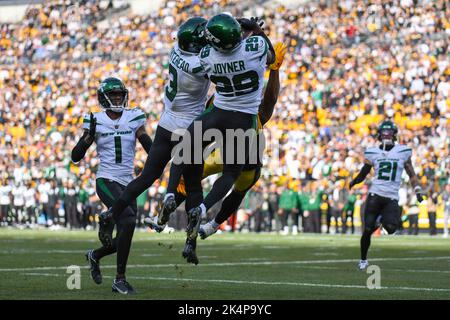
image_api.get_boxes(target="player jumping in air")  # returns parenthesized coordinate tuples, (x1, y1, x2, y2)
(149, 38, 287, 264)
(176, 13, 275, 250)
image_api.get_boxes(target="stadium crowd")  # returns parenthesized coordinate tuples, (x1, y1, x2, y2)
(0, 0, 448, 235)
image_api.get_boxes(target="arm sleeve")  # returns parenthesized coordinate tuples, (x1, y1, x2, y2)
(352, 163, 372, 185)
(71, 132, 93, 163)
(138, 133, 153, 154)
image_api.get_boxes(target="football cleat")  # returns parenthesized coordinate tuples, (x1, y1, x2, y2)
(98, 208, 114, 248)
(186, 207, 202, 240)
(158, 194, 177, 226)
(182, 238, 199, 265)
(358, 260, 369, 271)
(112, 278, 136, 295)
(199, 221, 218, 240)
(85, 249, 102, 285)
(144, 216, 165, 233)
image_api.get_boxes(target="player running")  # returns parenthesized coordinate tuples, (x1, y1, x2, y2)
(348, 120, 424, 270)
(71, 77, 152, 294)
(97, 17, 210, 249)
(177, 13, 275, 246)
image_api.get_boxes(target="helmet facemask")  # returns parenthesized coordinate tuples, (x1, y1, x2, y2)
(99, 88, 128, 113)
(379, 129, 396, 149)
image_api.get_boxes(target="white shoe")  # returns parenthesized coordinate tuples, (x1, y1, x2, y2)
(358, 260, 369, 271)
(199, 221, 218, 240)
(443, 233, 448, 238)
(280, 226, 289, 235)
(292, 225, 298, 235)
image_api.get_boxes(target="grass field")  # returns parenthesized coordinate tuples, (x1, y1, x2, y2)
(0, 229, 449, 300)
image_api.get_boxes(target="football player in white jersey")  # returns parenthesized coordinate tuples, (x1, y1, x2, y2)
(71, 77, 152, 294)
(99, 17, 210, 248)
(175, 13, 275, 244)
(349, 120, 424, 270)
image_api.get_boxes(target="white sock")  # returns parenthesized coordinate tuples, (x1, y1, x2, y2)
(164, 193, 174, 202)
(200, 203, 207, 219)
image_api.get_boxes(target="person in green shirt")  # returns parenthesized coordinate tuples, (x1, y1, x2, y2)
(278, 181, 299, 235)
(136, 189, 149, 229)
(342, 189, 357, 234)
(78, 183, 90, 230)
(300, 181, 324, 233)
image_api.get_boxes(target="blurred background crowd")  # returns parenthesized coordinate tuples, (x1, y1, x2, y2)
(0, 0, 448, 235)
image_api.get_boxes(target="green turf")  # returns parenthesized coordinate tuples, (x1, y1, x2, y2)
(0, 229, 449, 300)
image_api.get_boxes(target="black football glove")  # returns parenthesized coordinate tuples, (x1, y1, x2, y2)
(85, 112, 97, 143)
(416, 192, 424, 203)
(414, 186, 424, 203)
(237, 17, 265, 34)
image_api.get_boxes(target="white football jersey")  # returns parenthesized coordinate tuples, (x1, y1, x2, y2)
(82, 108, 146, 186)
(364, 144, 413, 200)
(199, 35, 268, 114)
(160, 43, 210, 132)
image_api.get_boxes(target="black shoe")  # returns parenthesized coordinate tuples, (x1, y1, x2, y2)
(98, 209, 114, 248)
(182, 238, 199, 265)
(112, 278, 136, 295)
(85, 249, 102, 285)
(186, 207, 202, 240)
(158, 195, 177, 225)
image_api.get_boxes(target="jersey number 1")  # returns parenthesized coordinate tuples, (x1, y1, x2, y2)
(114, 136, 122, 164)
(378, 161, 398, 181)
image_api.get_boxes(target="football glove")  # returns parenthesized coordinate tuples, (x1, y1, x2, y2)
(237, 17, 265, 34)
(85, 112, 97, 142)
(414, 186, 424, 203)
(269, 42, 288, 71)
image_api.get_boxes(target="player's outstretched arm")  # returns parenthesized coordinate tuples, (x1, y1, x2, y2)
(349, 160, 372, 189)
(136, 125, 153, 154)
(404, 157, 424, 202)
(71, 113, 96, 163)
(259, 42, 287, 125)
(244, 17, 275, 65)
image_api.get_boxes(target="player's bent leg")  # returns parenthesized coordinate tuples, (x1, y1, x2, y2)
(96, 178, 118, 248)
(85, 249, 102, 284)
(381, 199, 401, 235)
(359, 194, 382, 269)
(200, 169, 260, 239)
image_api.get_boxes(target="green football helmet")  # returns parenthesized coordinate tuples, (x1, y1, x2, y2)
(97, 77, 128, 113)
(377, 120, 398, 145)
(177, 17, 207, 54)
(204, 13, 242, 53)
